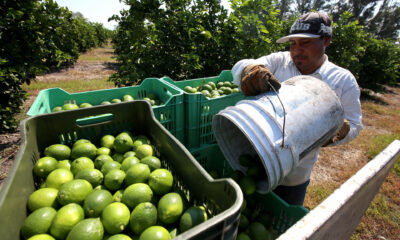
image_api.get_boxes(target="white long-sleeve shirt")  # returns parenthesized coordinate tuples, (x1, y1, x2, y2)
(232, 51, 363, 186)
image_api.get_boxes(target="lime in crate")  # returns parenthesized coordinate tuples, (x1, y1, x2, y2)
(27, 78, 184, 143)
(161, 70, 247, 149)
(0, 101, 242, 240)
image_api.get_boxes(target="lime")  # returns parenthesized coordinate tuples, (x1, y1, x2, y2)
(208, 81, 216, 89)
(71, 157, 95, 175)
(112, 152, 125, 163)
(52, 106, 63, 112)
(28, 234, 55, 240)
(138, 226, 171, 240)
(179, 206, 208, 232)
(21, 207, 57, 239)
(184, 86, 193, 93)
(123, 151, 136, 158)
(44, 144, 71, 160)
(57, 179, 93, 205)
(71, 142, 97, 160)
(249, 222, 269, 240)
(135, 144, 153, 159)
(107, 234, 132, 240)
(121, 183, 153, 209)
(113, 189, 124, 202)
(104, 169, 126, 191)
(132, 139, 145, 151)
(84, 189, 113, 218)
(111, 98, 122, 103)
(129, 202, 157, 235)
(148, 169, 173, 195)
(237, 232, 251, 240)
(114, 132, 134, 154)
(33, 156, 58, 178)
(101, 135, 115, 149)
(72, 139, 91, 148)
(125, 163, 151, 185)
(66, 218, 104, 240)
(169, 228, 179, 238)
(239, 176, 256, 195)
(79, 102, 92, 108)
(46, 168, 74, 189)
(101, 202, 130, 234)
(50, 203, 84, 239)
(101, 101, 111, 105)
(123, 95, 134, 101)
(58, 160, 71, 170)
(158, 192, 184, 224)
(121, 156, 140, 172)
(140, 156, 161, 171)
(101, 161, 121, 176)
(94, 154, 114, 169)
(27, 188, 59, 212)
(62, 103, 79, 110)
(75, 168, 104, 188)
(239, 214, 249, 231)
(97, 147, 111, 156)
(247, 165, 265, 180)
(217, 82, 224, 88)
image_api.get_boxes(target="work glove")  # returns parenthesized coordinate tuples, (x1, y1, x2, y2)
(240, 64, 281, 96)
(322, 119, 350, 147)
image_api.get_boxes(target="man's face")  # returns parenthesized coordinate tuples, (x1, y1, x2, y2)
(289, 37, 331, 75)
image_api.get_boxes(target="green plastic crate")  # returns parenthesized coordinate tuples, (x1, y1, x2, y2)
(162, 70, 247, 149)
(27, 78, 184, 143)
(0, 101, 243, 240)
(190, 143, 309, 235)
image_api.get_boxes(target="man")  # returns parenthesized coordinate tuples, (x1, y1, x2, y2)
(231, 12, 363, 205)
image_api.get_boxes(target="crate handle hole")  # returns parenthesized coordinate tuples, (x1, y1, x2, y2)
(75, 113, 114, 126)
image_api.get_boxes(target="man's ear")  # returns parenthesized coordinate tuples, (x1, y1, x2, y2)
(324, 37, 332, 47)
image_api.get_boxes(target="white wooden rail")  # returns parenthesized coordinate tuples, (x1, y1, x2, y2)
(278, 140, 400, 240)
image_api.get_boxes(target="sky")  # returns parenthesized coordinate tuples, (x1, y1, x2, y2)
(55, 0, 231, 30)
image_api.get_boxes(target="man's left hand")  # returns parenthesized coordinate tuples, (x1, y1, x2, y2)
(322, 119, 350, 147)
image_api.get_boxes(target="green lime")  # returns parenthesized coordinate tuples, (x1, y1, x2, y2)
(129, 202, 157, 235)
(33, 156, 58, 178)
(27, 188, 59, 212)
(44, 144, 71, 160)
(45, 168, 74, 189)
(57, 179, 93, 205)
(125, 163, 151, 185)
(66, 218, 104, 240)
(157, 192, 184, 224)
(123, 95, 134, 101)
(71, 157, 95, 175)
(72, 139, 91, 148)
(114, 132, 134, 154)
(121, 156, 140, 172)
(28, 234, 55, 240)
(101, 135, 115, 149)
(237, 232, 251, 240)
(101, 202, 130, 234)
(123, 151, 136, 158)
(50, 203, 84, 239)
(134, 144, 153, 159)
(71, 142, 97, 160)
(52, 106, 63, 112)
(111, 99, 122, 103)
(84, 189, 113, 218)
(97, 147, 111, 156)
(179, 206, 208, 232)
(79, 102, 93, 108)
(75, 168, 104, 188)
(148, 169, 173, 195)
(112, 152, 125, 163)
(140, 156, 161, 171)
(132, 138, 148, 151)
(21, 207, 57, 239)
(247, 165, 265, 180)
(208, 81, 216, 89)
(138, 226, 171, 240)
(121, 183, 153, 209)
(113, 189, 124, 202)
(58, 160, 71, 170)
(184, 86, 193, 93)
(249, 222, 269, 240)
(62, 103, 79, 110)
(239, 176, 256, 195)
(104, 169, 126, 191)
(239, 214, 249, 231)
(94, 154, 114, 169)
(107, 234, 133, 240)
(101, 161, 121, 176)
(101, 101, 111, 105)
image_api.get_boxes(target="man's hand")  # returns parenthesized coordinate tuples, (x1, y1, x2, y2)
(240, 64, 281, 96)
(322, 119, 350, 147)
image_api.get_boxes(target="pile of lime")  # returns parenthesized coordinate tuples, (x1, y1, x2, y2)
(51, 93, 162, 112)
(183, 81, 239, 98)
(22, 132, 208, 240)
(210, 154, 279, 240)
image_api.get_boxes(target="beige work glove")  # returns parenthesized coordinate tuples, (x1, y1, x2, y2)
(240, 64, 281, 96)
(322, 119, 350, 147)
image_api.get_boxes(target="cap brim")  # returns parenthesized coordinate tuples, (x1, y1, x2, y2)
(276, 33, 321, 43)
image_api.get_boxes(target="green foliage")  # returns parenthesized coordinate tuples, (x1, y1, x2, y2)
(366, 134, 400, 160)
(0, 0, 110, 132)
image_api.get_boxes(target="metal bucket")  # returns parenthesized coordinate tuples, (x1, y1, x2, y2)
(212, 75, 344, 193)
